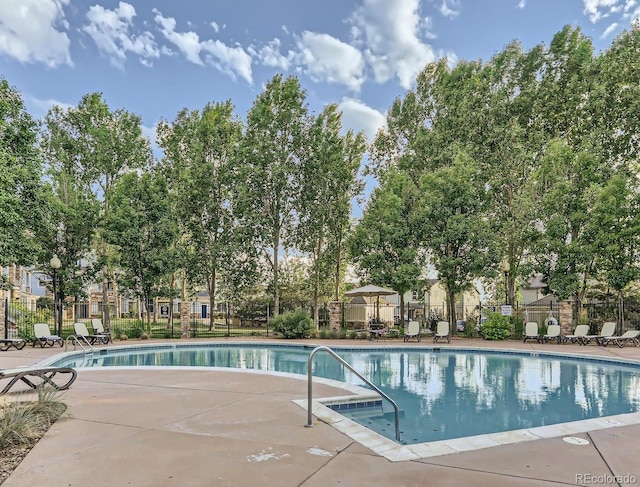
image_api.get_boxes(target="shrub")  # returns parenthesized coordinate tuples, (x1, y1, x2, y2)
(271, 310, 313, 339)
(347, 330, 357, 340)
(480, 313, 512, 340)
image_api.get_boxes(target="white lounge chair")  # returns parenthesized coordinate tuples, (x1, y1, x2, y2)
(73, 322, 107, 345)
(91, 318, 113, 343)
(523, 322, 540, 343)
(581, 322, 617, 346)
(404, 321, 421, 342)
(32, 323, 63, 348)
(564, 324, 590, 344)
(600, 330, 640, 348)
(433, 321, 450, 343)
(0, 366, 77, 395)
(542, 324, 562, 344)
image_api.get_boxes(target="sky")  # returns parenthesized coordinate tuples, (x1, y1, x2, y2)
(0, 0, 638, 160)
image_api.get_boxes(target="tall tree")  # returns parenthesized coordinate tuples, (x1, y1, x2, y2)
(348, 169, 423, 325)
(104, 171, 178, 324)
(157, 100, 254, 328)
(41, 93, 152, 328)
(0, 79, 46, 268)
(590, 174, 640, 333)
(415, 154, 497, 333)
(239, 75, 308, 316)
(297, 104, 365, 324)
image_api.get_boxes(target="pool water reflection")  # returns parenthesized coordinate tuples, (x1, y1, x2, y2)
(51, 344, 640, 444)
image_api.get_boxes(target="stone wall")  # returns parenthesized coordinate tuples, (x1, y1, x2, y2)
(180, 301, 191, 338)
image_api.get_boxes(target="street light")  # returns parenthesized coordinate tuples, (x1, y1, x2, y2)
(50, 254, 62, 336)
(501, 258, 510, 306)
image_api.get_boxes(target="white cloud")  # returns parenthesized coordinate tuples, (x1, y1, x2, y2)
(623, 0, 640, 21)
(518, 0, 527, 8)
(294, 32, 365, 91)
(249, 38, 292, 70)
(153, 9, 253, 83)
(27, 94, 73, 118)
(601, 21, 619, 37)
(83, 2, 159, 69)
(337, 97, 386, 142)
(439, 0, 461, 18)
(211, 21, 220, 33)
(201, 40, 253, 84)
(350, 0, 438, 89)
(0, 0, 72, 67)
(583, 0, 619, 23)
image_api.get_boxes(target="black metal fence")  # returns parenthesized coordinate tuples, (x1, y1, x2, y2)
(3, 296, 638, 341)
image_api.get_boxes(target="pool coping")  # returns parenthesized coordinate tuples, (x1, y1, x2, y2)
(36, 341, 640, 462)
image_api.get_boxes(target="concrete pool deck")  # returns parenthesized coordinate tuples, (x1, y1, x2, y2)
(2, 337, 640, 486)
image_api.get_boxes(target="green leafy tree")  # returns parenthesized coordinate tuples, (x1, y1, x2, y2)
(297, 104, 365, 324)
(415, 154, 497, 333)
(41, 93, 152, 327)
(0, 78, 46, 268)
(157, 100, 255, 328)
(590, 174, 640, 333)
(238, 75, 308, 315)
(104, 171, 178, 324)
(349, 169, 423, 323)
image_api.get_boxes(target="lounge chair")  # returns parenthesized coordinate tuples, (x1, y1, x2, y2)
(433, 321, 450, 343)
(0, 366, 77, 395)
(73, 322, 107, 345)
(581, 321, 617, 346)
(404, 321, 421, 342)
(564, 324, 590, 344)
(32, 323, 64, 348)
(0, 338, 27, 351)
(542, 324, 562, 344)
(523, 322, 540, 343)
(91, 318, 113, 343)
(600, 330, 640, 348)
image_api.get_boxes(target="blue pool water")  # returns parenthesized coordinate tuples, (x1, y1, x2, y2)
(49, 344, 640, 444)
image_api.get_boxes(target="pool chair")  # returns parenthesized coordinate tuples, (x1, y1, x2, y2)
(32, 323, 63, 348)
(91, 318, 113, 343)
(523, 322, 540, 343)
(564, 324, 589, 344)
(0, 338, 27, 351)
(600, 330, 640, 348)
(433, 321, 450, 343)
(404, 321, 421, 342)
(542, 324, 562, 344)
(581, 321, 617, 346)
(73, 322, 108, 345)
(0, 366, 77, 395)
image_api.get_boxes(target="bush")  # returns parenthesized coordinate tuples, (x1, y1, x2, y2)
(271, 310, 312, 339)
(480, 313, 512, 340)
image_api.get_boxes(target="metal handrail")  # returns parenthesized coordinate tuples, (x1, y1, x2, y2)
(306, 345, 400, 442)
(65, 335, 94, 354)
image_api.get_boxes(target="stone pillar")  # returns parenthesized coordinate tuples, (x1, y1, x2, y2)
(328, 301, 342, 331)
(180, 301, 191, 338)
(559, 299, 575, 334)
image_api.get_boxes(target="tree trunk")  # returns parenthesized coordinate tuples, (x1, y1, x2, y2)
(273, 232, 280, 317)
(617, 289, 624, 335)
(447, 289, 457, 336)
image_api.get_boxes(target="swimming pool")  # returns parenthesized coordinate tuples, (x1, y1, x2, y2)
(48, 343, 640, 447)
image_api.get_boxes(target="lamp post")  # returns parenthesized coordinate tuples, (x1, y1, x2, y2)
(501, 258, 510, 306)
(50, 254, 62, 336)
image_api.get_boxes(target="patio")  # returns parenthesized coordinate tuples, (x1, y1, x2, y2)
(2, 338, 640, 486)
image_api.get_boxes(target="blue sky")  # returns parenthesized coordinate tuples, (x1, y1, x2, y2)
(0, 0, 638, 155)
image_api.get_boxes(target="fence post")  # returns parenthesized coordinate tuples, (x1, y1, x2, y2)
(4, 297, 8, 339)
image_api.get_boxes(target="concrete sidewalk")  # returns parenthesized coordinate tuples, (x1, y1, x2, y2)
(2, 339, 640, 486)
